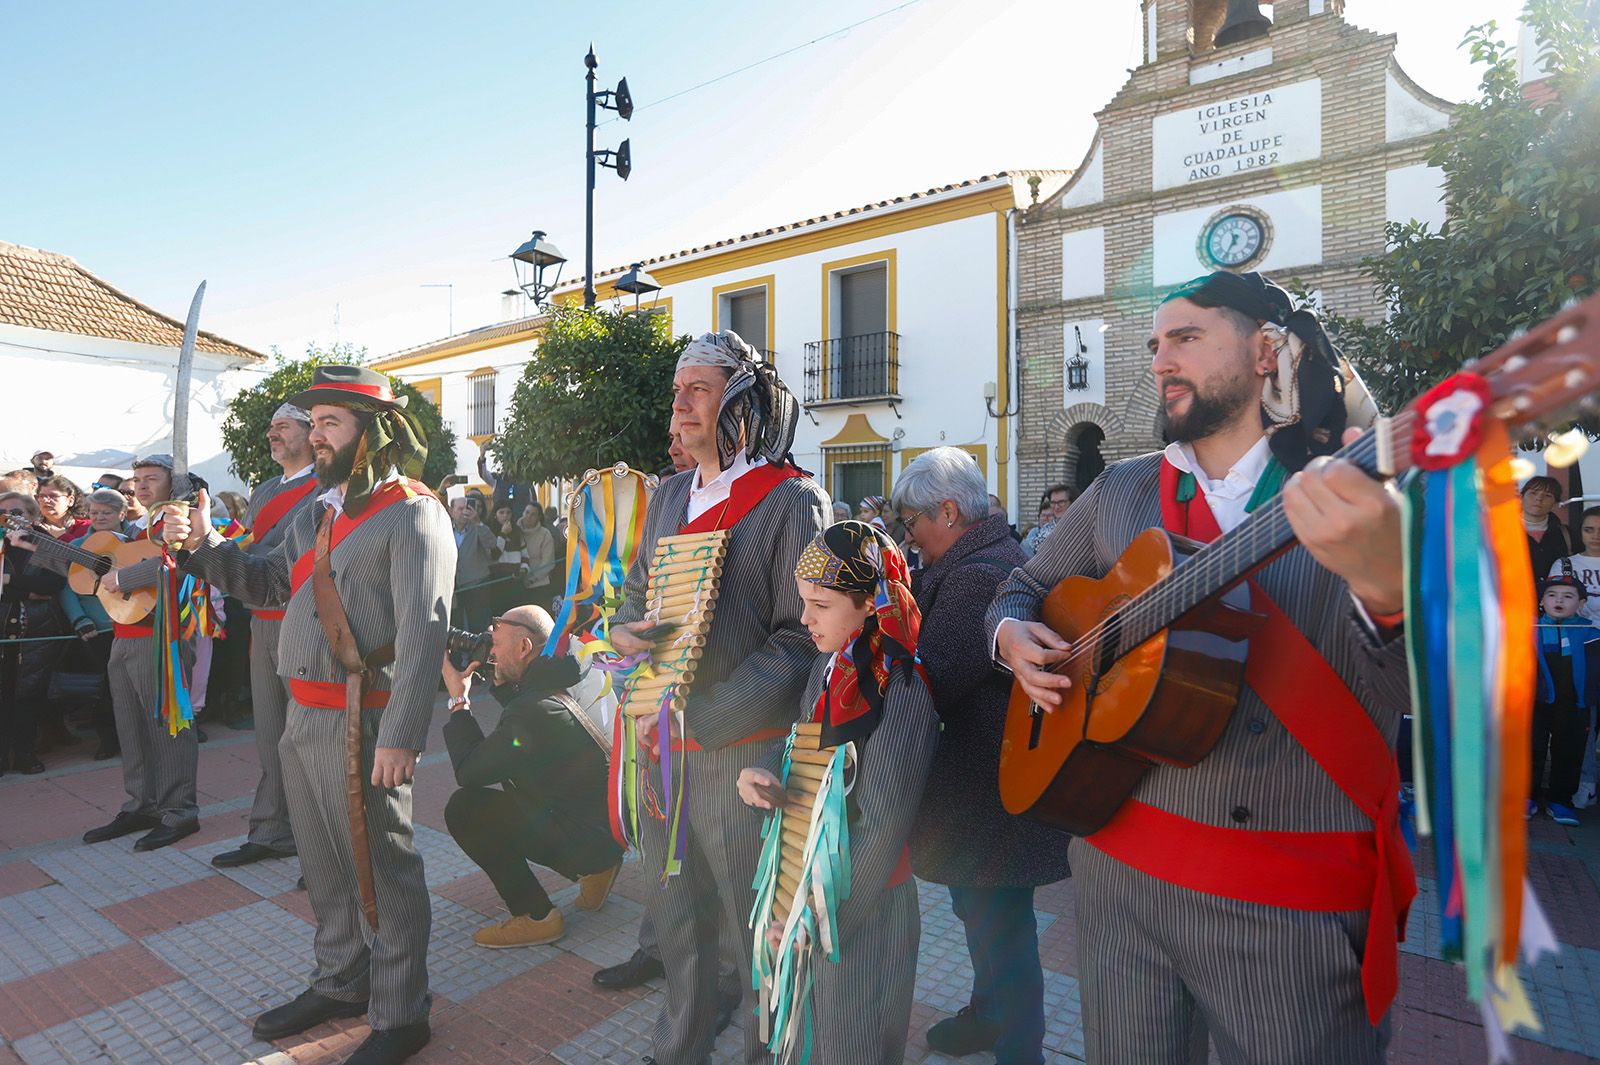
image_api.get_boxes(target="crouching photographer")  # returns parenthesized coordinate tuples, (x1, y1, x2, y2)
(440, 604, 623, 949)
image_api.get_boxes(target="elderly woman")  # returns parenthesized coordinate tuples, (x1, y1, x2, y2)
(893, 448, 1069, 1065)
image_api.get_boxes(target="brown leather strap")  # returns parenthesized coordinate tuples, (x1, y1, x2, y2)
(313, 505, 390, 932)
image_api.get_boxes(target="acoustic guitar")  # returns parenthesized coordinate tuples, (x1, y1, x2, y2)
(4, 520, 162, 625)
(999, 291, 1600, 834)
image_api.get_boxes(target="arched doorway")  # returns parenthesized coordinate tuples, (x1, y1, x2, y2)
(1067, 424, 1106, 495)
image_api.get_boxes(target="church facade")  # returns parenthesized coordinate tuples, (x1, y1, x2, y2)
(1012, 0, 1454, 507)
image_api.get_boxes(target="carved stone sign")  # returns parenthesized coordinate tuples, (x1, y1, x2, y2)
(1151, 78, 1322, 191)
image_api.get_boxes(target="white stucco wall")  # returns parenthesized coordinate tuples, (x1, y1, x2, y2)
(1151, 184, 1323, 286)
(0, 324, 259, 493)
(1385, 163, 1448, 233)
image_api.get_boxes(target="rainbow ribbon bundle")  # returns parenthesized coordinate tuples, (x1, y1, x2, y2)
(1400, 374, 1555, 1056)
(151, 547, 194, 736)
(748, 731, 852, 1065)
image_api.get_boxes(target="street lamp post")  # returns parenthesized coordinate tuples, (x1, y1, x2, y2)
(612, 262, 660, 313)
(585, 45, 633, 307)
(510, 230, 567, 308)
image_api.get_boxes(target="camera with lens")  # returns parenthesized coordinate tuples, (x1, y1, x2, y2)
(445, 627, 493, 672)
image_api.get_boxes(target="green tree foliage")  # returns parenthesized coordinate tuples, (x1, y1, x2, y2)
(220, 343, 457, 487)
(1331, 0, 1600, 416)
(492, 304, 688, 484)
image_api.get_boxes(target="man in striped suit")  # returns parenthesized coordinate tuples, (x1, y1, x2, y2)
(212, 402, 319, 869)
(83, 455, 200, 852)
(607, 331, 828, 1065)
(989, 271, 1413, 1064)
(163, 366, 453, 1065)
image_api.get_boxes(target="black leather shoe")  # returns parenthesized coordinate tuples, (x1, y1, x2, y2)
(926, 1005, 1000, 1056)
(297, 875, 307, 891)
(18, 759, 45, 775)
(342, 1020, 430, 1064)
(252, 989, 368, 1041)
(593, 948, 665, 990)
(133, 821, 199, 852)
(83, 811, 159, 845)
(93, 739, 119, 761)
(714, 989, 742, 1035)
(212, 842, 295, 868)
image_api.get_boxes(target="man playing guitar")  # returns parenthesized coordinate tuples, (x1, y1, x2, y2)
(989, 271, 1413, 1064)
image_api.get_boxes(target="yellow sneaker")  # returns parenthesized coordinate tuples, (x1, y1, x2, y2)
(472, 911, 564, 949)
(575, 863, 621, 911)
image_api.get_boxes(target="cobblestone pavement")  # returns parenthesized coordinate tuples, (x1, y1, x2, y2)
(1, 704, 1598, 1064)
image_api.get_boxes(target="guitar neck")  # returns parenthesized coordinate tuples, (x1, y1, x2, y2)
(29, 534, 112, 575)
(1115, 421, 1402, 652)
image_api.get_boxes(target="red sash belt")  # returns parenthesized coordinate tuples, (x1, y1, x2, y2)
(289, 678, 390, 710)
(1093, 461, 1417, 1025)
(288, 480, 430, 597)
(251, 478, 317, 541)
(253, 608, 286, 622)
(113, 622, 153, 639)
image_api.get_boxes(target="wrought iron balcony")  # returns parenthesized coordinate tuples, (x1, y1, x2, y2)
(803, 331, 901, 405)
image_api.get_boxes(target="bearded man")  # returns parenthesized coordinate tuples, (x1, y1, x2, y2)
(162, 366, 453, 1065)
(211, 402, 320, 869)
(606, 331, 828, 1065)
(989, 272, 1414, 1064)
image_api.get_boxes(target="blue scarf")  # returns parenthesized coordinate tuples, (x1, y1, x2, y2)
(1536, 616, 1600, 707)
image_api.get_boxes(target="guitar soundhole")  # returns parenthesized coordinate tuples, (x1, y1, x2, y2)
(1027, 708, 1044, 750)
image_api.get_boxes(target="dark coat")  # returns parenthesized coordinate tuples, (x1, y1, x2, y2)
(908, 513, 1071, 887)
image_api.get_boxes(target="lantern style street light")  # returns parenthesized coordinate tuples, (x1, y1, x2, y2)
(510, 230, 567, 308)
(612, 262, 660, 312)
(1066, 325, 1090, 391)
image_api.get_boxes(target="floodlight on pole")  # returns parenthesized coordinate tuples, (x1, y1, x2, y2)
(585, 46, 635, 307)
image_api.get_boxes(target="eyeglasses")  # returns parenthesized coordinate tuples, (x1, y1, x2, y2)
(900, 509, 933, 534)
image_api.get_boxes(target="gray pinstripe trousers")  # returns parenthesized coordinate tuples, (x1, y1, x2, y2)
(637, 743, 772, 1065)
(807, 879, 920, 1064)
(280, 702, 431, 1030)
(108, 635, 198, 828)
(244, 615, 295, 851)
(1071, 839, 1388, 1065)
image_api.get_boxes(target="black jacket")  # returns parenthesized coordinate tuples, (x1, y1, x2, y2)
(442, 662, 610, 825)
(908, 513, 1071, 888)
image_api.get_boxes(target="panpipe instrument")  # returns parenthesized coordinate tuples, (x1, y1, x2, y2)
(750, 721, 855, 1062)
(617, 529, 730, 718)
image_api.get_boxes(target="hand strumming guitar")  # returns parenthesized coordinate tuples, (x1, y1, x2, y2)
(995, 620, 1075, 712)
(1281, 428, 1405, 618)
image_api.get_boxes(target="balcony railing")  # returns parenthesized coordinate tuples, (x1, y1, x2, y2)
(803, 331, 901, 405)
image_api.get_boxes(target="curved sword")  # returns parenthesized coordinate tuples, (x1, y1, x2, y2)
(171, 280, 206, 500)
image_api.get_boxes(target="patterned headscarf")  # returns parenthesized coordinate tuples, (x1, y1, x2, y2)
(676, 330, 799, 472)
(1163, 271, 1378, 473)
(795, 520, 922, 748)
(342, 401, 429, 517)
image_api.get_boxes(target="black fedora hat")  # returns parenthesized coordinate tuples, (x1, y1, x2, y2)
(289, 365, 409, 411)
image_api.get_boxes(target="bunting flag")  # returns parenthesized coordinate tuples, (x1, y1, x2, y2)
(1402, 376, 1552, 1054)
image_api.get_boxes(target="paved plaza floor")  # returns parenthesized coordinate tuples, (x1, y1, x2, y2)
(1, 701, 1598, 1064)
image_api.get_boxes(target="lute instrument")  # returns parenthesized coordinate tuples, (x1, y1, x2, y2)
(4, 519, 161, 624)
(999, 291, 1600, 834)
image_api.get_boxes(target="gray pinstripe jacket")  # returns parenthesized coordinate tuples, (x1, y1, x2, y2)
(242, 470, 318, 610)
(614, 469, 829, 750)
(180, 487, 456, 752)
(983, 452, 1411, 835)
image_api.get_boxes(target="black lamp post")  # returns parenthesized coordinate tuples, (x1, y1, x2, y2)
(612, 262, 660, 312)
(510, 230, 567, 308)
(1066, 325, 1090, 391)
(585, 46, 633, 307)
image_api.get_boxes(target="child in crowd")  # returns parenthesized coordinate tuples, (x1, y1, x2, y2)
(1553, 508, 1600, 805)
(1533, 571, 1600, 825)
(738, 521, 937, 1064)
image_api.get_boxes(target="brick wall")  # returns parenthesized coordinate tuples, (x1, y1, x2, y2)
(1014, 5, 1446, 505)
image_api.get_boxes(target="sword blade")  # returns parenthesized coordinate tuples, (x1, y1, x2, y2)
(171, 280, 206, 497)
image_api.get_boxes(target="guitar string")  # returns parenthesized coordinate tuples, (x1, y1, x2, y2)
(1042, 413, 1420, 677)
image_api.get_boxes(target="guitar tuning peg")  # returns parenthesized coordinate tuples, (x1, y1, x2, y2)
(1510, 457, 1538, 481)
(1546, 428, 1590, 469)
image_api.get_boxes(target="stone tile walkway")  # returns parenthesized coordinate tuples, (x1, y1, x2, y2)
(0, 705, 1596, 1064)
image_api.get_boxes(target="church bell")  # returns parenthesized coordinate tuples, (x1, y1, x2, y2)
(1213, 0, 1272, 46)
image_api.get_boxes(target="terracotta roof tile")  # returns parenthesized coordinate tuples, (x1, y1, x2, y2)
(559, 170, 1072, 291)
(0, 241, 264, 361)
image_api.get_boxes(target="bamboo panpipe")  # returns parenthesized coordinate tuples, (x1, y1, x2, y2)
(651, 557, 724, 578)
(788, 748, 835, 767)
(786, 762, 829, 784)
(655, 530, 731, 547)
(623, 693, 685, 716)
(647, 568, 721, 590)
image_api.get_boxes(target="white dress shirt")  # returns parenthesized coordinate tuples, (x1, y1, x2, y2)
(318, 470, 400, 519)
(685, 451, 765, 523)
(1161, 436, 1273, 534)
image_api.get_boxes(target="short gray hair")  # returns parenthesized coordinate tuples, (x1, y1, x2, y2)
(892, 447, 988, 524)
(86, 488, 127, 512)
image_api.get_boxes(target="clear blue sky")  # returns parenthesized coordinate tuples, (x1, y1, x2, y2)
(0, 0, 1527, 361)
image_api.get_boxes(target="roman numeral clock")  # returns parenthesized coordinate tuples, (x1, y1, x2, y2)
(1198, 206, 1272, 270)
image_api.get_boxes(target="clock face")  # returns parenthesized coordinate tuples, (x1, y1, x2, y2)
(1203, 213, 1265, 267)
